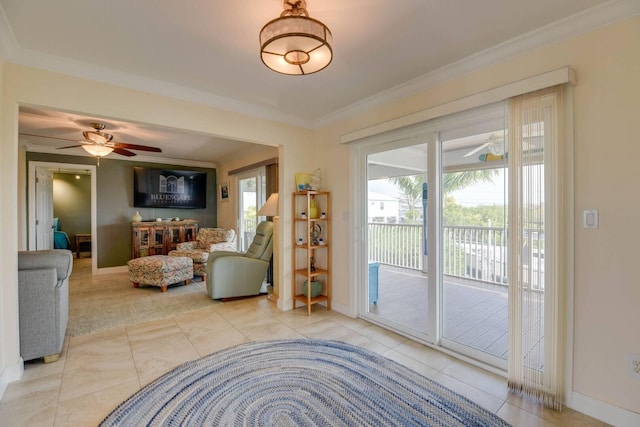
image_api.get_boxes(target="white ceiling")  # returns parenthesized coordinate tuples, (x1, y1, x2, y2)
(2, 0, 635, 164)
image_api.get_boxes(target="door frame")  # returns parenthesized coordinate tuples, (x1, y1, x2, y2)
(28, 161, 98, 274)
(34, 167, 54, 250)
(352, 130, 439, 344)
(351, 102, 512, 365)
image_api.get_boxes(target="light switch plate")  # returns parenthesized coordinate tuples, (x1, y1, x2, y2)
(583, 209, 598, 229)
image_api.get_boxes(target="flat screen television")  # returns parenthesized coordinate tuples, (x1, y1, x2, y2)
(133, 167, 207, 209)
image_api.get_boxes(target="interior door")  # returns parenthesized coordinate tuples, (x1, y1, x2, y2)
(35, 167, 54, 250)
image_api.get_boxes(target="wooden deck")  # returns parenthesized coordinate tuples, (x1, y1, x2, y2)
(369, 265, 511, 361)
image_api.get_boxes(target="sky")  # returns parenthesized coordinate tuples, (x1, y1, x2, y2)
(450, 169, 506, 207)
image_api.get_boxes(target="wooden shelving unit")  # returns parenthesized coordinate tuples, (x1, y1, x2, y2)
(292, 191, 331, 315)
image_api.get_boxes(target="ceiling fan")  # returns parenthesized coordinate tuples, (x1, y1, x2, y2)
(463, 132, 506, 158)
(20, 122, 162, 163)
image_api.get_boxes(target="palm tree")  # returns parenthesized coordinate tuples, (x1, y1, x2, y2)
(443, 170, 497, 193)
(391, 170, 497, 222)
(389, 176, 423, 222)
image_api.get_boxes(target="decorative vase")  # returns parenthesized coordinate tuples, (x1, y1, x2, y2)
(302, 280, 322, 298)
(132, 211, 142, 222)
(309, 197, 319, 219)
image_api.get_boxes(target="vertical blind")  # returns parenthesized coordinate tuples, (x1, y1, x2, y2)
(507, 85, 565, 410)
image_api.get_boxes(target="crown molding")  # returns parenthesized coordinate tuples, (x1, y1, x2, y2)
(6, 47, 314, 129)
(314, 0, 640, 128)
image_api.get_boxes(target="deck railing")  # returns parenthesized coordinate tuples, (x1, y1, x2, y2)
(241, 218, 257, 251)
(368, 223, 424, 270)
(444, 225, 508, 285)
(368, 223, 545, 290)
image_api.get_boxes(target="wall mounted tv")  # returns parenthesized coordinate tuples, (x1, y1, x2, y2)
(133, 167, 207, 209)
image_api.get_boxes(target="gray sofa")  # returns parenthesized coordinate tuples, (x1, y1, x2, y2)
(18, 249, 73, 362)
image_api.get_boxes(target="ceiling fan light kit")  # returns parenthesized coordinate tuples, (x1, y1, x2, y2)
(82, 144, 114, 157)
(260, 0, 332, 75)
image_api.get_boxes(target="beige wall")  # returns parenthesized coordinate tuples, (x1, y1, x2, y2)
(215, 146, 279, 231)
(314, 16, 640, 416)
(2, 15, 639, 420)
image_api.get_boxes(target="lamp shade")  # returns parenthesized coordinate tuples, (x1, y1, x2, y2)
(258, 193, 279, 217)
(82, 144, 114, 157)
(260, 2, 332, 75)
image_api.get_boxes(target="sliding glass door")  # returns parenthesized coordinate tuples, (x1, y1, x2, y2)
(440, 130, 509, 369)
(358, 103, 512, 366)
(357, 88, 566, 385)
(362, 134, 435, 342)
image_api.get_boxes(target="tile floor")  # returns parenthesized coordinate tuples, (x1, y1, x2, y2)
(0, 262, 608, 426)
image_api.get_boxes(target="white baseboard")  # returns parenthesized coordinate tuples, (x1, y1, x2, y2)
(567, 391, 640, 427)
(0, 358, 24, 400)
(267, 293, 278, 304)
(330, 301, 356, 318)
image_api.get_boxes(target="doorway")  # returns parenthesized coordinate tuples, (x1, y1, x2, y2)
(357, 102, 511, 367)
(364, 138, 434, 343)
(28, 161, 98, 274)
(236, 167, 266, 251)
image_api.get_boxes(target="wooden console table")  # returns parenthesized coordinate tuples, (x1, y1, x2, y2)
(75, 233, 92, 258)
(131, 220, 198, 258)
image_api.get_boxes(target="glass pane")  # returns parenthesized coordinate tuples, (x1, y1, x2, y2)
(366, 143, 429, 336)
(140, 229, 149, 248)
(239, 176, 258, 251)
(153, 229, 164, 246)
(441, 129, 509, 366)
(184, 226, 195, 242)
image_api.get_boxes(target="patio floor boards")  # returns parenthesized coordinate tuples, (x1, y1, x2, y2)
(370, 265, 510, 361)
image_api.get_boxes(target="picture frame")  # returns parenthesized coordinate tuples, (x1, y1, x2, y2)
(219, 182, 229, 202)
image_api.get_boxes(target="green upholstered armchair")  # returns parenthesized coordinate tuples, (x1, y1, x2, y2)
(205, 221, 274, 300)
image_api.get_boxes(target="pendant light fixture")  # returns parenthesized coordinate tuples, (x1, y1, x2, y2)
(260, 0, 332, 75)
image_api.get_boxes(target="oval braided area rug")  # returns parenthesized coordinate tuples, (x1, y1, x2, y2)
(100, 339, 511, 426)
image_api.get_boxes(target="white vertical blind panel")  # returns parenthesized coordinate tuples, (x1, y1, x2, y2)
(507, 85, 564, 410)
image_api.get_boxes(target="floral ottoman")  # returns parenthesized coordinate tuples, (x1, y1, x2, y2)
(127, 255, 193, 292)
(168, 250, 209, 282)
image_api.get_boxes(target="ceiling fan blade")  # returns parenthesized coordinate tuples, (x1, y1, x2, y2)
(113, 147, 137, 157)
(112, 142, 162, 153)
(463, 142, 490, 158)
(57, 144, 84, 149)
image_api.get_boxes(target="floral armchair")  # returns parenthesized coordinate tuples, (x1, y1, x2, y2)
(176, 227, 237, 252)
(169, 228, 237, 281)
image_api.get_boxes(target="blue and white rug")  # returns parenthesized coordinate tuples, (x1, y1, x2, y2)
(100, 339, 510, 426)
